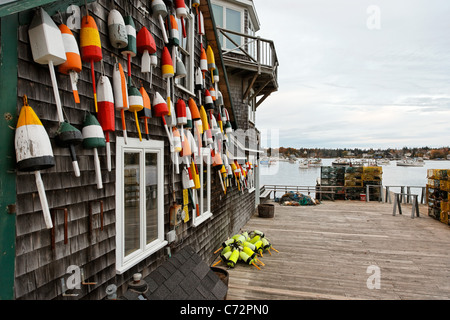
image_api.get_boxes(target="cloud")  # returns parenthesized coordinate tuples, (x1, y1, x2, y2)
(253, 0, 450, 149)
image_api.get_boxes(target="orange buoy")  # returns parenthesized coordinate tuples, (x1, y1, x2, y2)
(58, 23, 82, 104)
(138, 86, 152, 140)
(80, 14, 102, 112)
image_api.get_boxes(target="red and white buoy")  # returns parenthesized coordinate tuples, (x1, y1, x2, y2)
(153, 91, 173, 149)
(97, 75, 115, 171)
(174, 0, 188, 38)
(15, 96, 55, 229)
(136, 26, 157, 74)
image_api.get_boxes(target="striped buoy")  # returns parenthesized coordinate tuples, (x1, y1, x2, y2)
(80, 14, 102, 112)
(185, 104, 192, 130)
(128, 83, 144, 141)
(138, 86, 152, 140)
(204, 89, 214, 111)
(200, 46, 207, 75)
(82, 113, 106, 189)
(58, 23, 82, 104)
(172, 127, 182, 153)
(176, 99, 187, 127)
(113, 62, 129, 144)
(28, 8, 66, 123)
(175, 0, 187, 38)
(153, 91, 173, 148)
(55, 121, 83, 177)
(108, 9, 128, 49)
(195, 67, 204, 104)
(15, 96, 55, 228)
(162, 46, 174, 78)
(151, 0, 169, 44)
(122, 16, 137, 79)
(169, 15, 180, 47)
(136, 26, 156, 73)
(97, 75, 115, 171)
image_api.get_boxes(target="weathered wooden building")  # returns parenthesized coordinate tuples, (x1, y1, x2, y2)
(0, 0, 277, 300)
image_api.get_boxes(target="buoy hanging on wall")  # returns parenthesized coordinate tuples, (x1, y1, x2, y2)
(136, 26, 156, 74)
(107, 9, 128, 49)
(58, 23, 82, 104)
(112, 62, 129, 144)
(15, 96, 55, 229)
(128, 82, 144, 141)
(82, 113, 106, 189)
(151, 0, 169, 44)
(28, 7, 67, 123)
(121, 16, 137, 80)
(80, 13, 102, 112)
(175, 0, 187, 38)
(97, 75, 115, 171)
(138, 86, 152, 140)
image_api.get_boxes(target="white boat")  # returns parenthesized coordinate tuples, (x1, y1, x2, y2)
(396, 158, 424, 167)
(332, 158, 350, 166)
(376, 159, 390, 166)
(298, 159, 309, 169)
(308, 158, 322, 167)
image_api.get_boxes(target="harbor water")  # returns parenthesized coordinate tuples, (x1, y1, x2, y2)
(259, 158, 450, 197)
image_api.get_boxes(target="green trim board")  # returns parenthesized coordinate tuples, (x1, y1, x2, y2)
(0, 12, 18, 300)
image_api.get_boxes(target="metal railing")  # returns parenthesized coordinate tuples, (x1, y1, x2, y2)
(260, 184, 427, 204)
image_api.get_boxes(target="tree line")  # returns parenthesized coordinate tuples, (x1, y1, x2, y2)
(265, 147, 450, 159)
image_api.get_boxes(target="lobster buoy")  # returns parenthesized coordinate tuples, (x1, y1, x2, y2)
(204, 89, 214, 111)
(153, 91, 173, 148)
(128, 83, 144, 141)
(174, 0, 187, 38)
(122, 15, 137, 80)
(112, 62, 129, 144)
(97, 75, 115, 171)
(28, 8, 66, 123)
(82, 113, 106, 189)
(80, 13, 102, 112)
(136, 26, 156, 73)
(151, 0, 169, 44)
(107, 9, 128, 49)
(206, 45, 216, 82)
(55, 121, 83, 177)
(58, 23, 82, 104)
(15, 96, 55, 229)
(138, 86, 152, 140)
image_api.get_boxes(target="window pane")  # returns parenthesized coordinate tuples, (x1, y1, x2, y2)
(226, 8, 241, 49)
(212, 4, 223, 46)
(145, 153, 158, 244)
(124, 152, 140, 256)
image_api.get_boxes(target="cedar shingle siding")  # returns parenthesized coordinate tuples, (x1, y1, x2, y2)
(10, 0, 258, 300)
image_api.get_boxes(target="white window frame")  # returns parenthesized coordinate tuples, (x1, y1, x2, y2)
(211, 0, 245, 51)
(192, 147, 212, 226)
(115, 137, 167, 274)
(174, 12, 195, 96)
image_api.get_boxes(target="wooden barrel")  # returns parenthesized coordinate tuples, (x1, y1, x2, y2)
(211, 267, 229, 299)
(258, 204, 274, 218)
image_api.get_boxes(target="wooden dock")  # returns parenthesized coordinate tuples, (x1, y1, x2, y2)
(225, 201, 450, 300)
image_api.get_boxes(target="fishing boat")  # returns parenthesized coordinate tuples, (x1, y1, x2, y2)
(298, 159, 309, 169)
(308, 158, 322, 167)
(331, 158, 350, 167)
(396, 158, 424, 167)
(376, 158, 390, 166)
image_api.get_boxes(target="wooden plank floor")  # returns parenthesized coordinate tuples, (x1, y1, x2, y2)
(224, 201, 450, 300)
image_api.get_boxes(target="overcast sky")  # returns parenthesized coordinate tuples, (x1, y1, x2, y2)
(253, 0, 450, 149)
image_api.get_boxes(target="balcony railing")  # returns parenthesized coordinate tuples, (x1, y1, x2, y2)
(216, 26, 279, 85)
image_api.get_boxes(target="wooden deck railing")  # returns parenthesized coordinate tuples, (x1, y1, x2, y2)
(216, 26, 279, 77)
